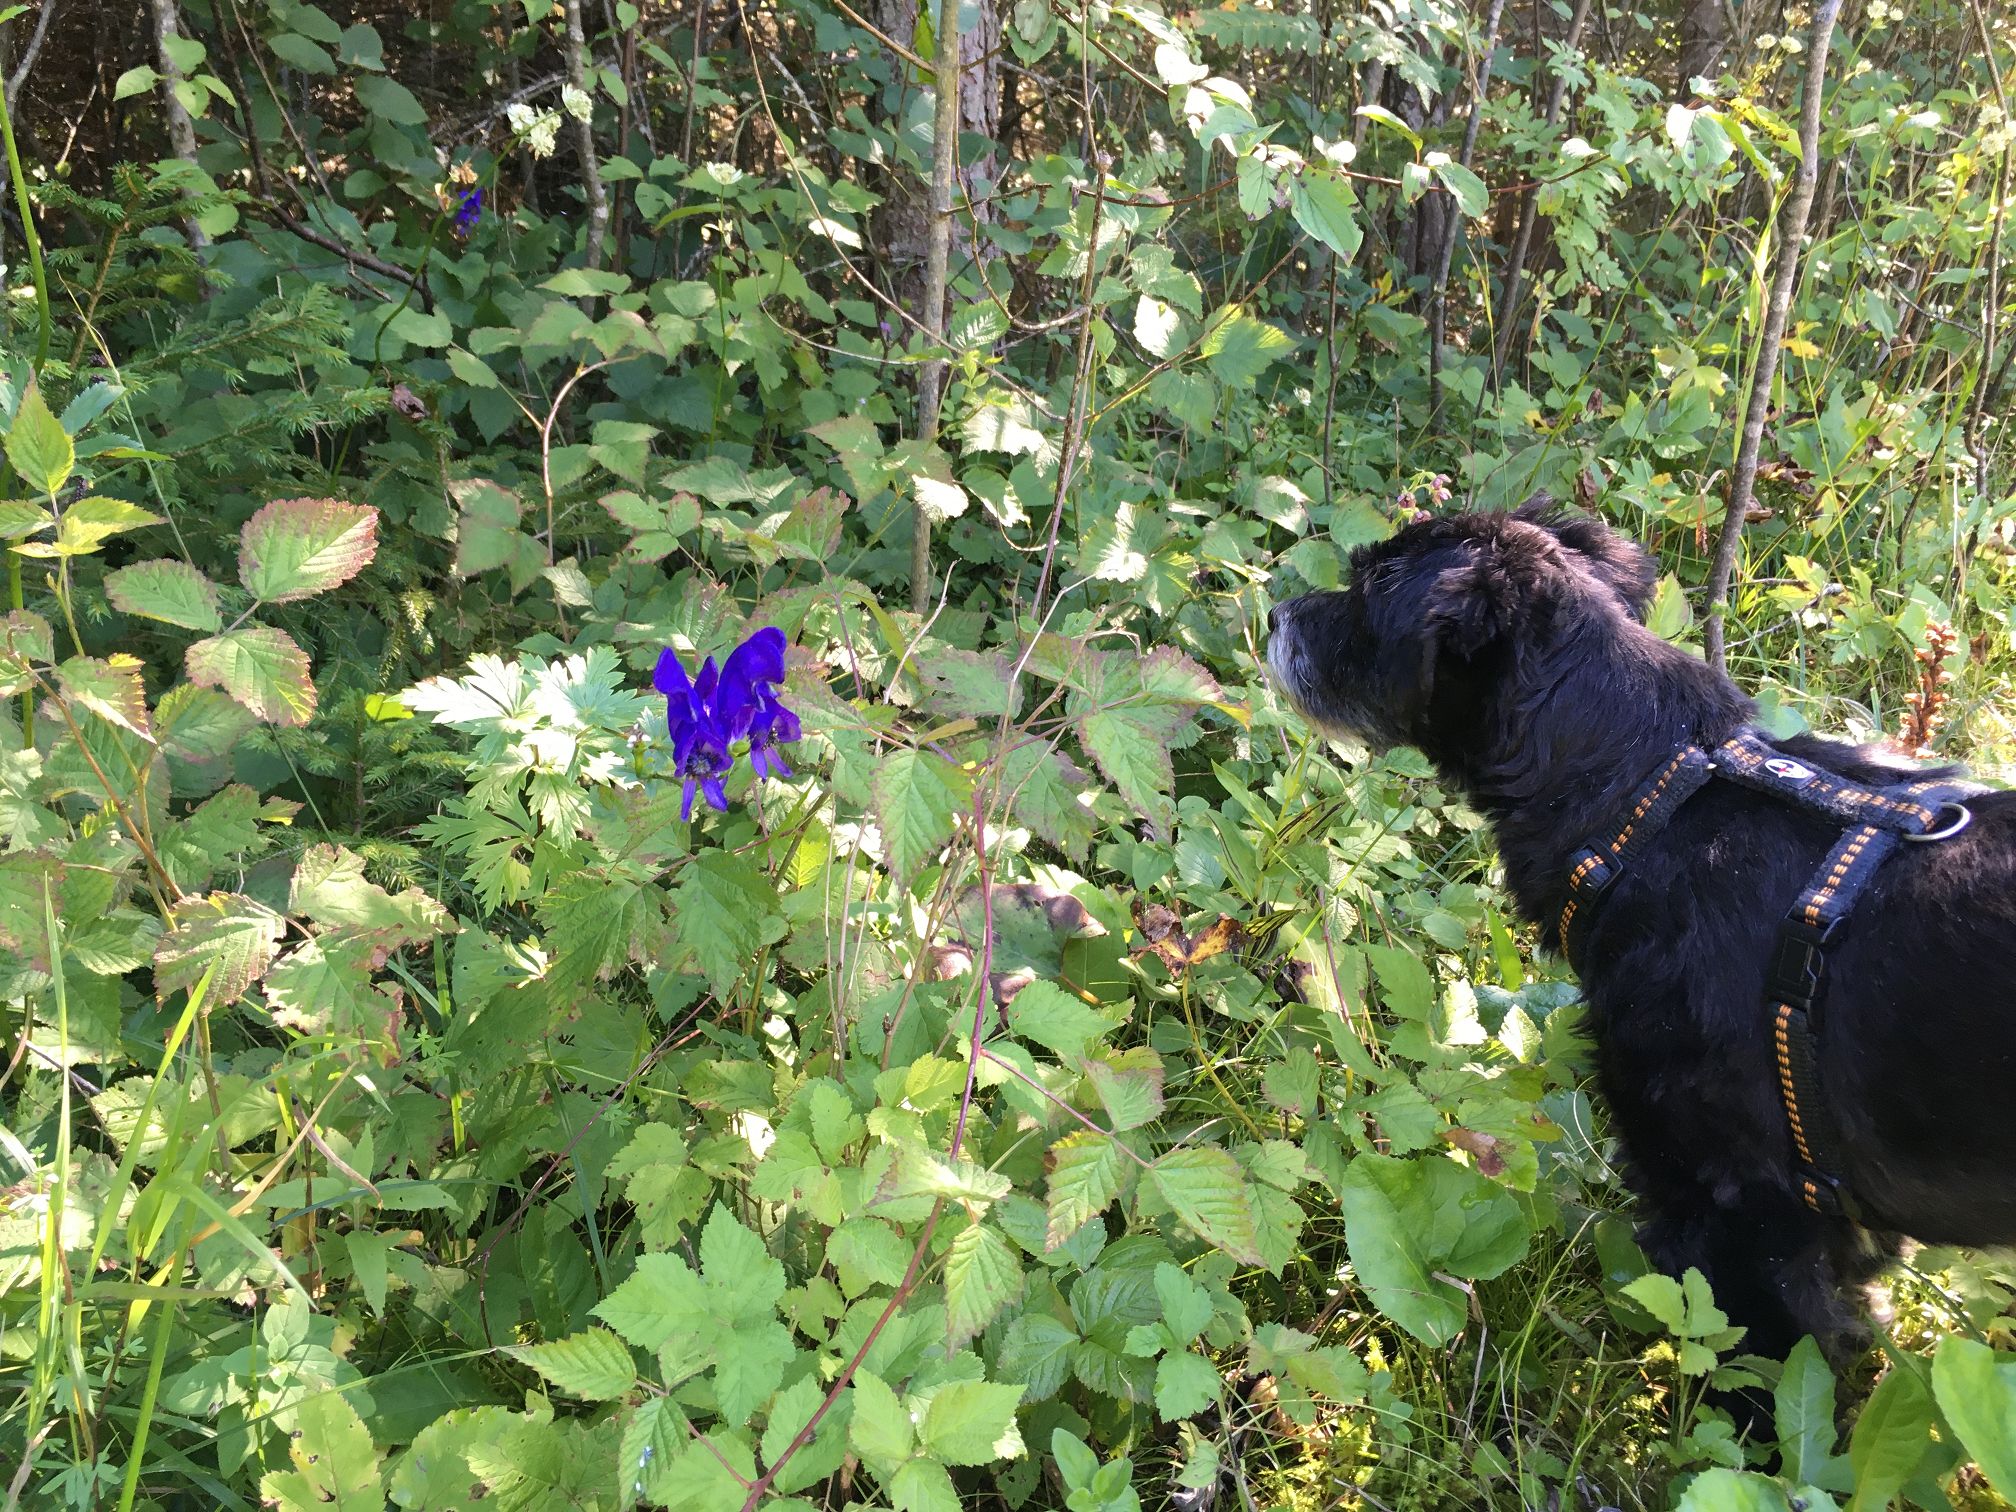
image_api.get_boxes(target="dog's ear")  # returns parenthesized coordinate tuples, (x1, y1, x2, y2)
(1426, 526, 1557, 659)
(1514, 495, 1656, 621)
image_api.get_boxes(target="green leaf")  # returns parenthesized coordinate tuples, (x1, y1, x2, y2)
(291, 844, 452, 942)
(1004, 978, 1114, 1061)
(1154, 1350, 1220, 1421)
(1339, 1153, 1531, 1345)
(239, 497, 378, 603)
(267, 31, 335, 72)
(920, 1378, 1025, 1466)
(890, 1456, 960, 1512)
(1290, 168, 1362, 261)
(15, 497, 164, 558)
(1774, 1336, 1839, 1488)
(56, 654, 152, 739)
(264, 936, 383, 1035)
(1433, 159, 1488, 218)
(592, 1251, 708, 1352)
(354, 73, 426, 124)
(759, 1374, 852, 1495)
(1155, 1263, 1214, 1345)
(258, 1390, 383, 1511)
(998, 744, 1095, 861)
(186, 626, 317, 726)
(1149, 1147, 1263, 1265)
(1675, 1469, 1792, 1512)
(1046, 1131, 1126, 1249)
(105, 559, 223, 632)
(672, 851, 783, 996)
(1846, 1361, 1933, 1512)
(848, 1371, 915, 1476)
(114, 65, 161, 101)
(152, 891, 286, 1006)
(6, 382, 72, 498)
(1200, 308, 1292, 388)
(1932, 1337, 2016, 1500)
(1085, 1051, 1164, 1132)
(999, 1312, 1078, 1402)
(511, 1327, 638, 1401)
(873, 747, 972, 882)
(944, 1221, 1024, 1348)
(1079, 707, 1177, 834)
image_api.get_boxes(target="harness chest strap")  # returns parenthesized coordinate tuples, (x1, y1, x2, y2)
(1557, 730, 1977, 1222)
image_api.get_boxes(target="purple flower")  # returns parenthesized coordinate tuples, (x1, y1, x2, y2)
(654, 627, 800, 819)
(454, 188, 483, 238)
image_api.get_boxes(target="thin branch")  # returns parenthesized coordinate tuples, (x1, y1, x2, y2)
(6, 0, 59, 97)
(255, 202, 433, 307)
(1703, 0, 1845, 667)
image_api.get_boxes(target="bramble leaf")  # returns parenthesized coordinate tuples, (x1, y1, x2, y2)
(239, 497, 378, 603)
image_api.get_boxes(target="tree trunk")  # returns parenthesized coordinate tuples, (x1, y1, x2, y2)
(146, 0, 210, 251)
(1703, 0, 1844, 667)
(1678, 0, 1732, 98)
(910, 0, 961, 612)
(562, 0, 609, 278)
(1427, 0, 1509, 424)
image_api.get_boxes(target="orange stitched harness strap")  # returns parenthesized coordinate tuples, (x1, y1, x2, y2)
(1559, 726, 1982, 1226)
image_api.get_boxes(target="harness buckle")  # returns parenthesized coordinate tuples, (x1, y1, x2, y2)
(1767, 928, 1833, 1014)
(1903, 801, 1972, 843)
(1566, 846, 1618, 900)
(1795, 1167, 1863, 1224)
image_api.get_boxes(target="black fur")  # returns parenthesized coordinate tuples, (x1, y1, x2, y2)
(1267, 504, 2016, 1366)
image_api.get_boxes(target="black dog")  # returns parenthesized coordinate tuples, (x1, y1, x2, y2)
(1267, 504, 2016, 1368)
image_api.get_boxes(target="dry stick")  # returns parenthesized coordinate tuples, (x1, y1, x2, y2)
(909, 0, 962, 614)
(562, 0, 610, 282)
(6, 0, 58, 96)
(1426, 0, 1508, 427)
(1702, 0, 1844, 669)
(1488, 0, 1593, 387)
(1966, 0, 2011, 507)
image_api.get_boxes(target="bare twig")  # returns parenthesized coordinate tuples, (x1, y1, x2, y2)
(6, 0, 59, 96)
(145, 0, 211, 251)
(1704, 0, 1845, 666)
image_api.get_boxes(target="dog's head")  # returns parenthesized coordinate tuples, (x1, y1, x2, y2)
(1265, 501, 1656, 755)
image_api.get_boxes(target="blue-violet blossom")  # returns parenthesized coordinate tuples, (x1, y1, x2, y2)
(453, 188, 484, 238)
(655, 626, 802, 820)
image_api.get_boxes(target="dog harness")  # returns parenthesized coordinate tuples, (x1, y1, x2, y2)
(1557, 729, 1978, 1223)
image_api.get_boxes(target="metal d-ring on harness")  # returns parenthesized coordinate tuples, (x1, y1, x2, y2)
(1556, 729, 1979, 1223)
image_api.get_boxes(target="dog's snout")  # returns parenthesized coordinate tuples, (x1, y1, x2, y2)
(1267, 602, 1284, 635)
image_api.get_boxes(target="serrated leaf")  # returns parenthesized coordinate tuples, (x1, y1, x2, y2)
(1079, 707, 1176, 834)
(511, 1326, 638, 1400)
(264, 936, 384, 1035)
(873, 747, 972, 882)
(12, 497, 165, 558)
(1155, 1262, 1214, 1344)
(999, 1312, 1078, 1402)
(1154, 1350, 1220, 1422)
(105, 558, 223, 631)
(259, 1390, 383, 1512)
(672, 850, 783, 996)
(1775, 1336, 1840, 1488)
(291, 843, 452, 941)
(186, 626, 316, 726)
(1151, 1147, 1263, 1265)
(6, 382, 72, 498)
(848, 1371, 914, 1476)
(153, 891, 286, 1006)
(1086, 1051, 1164, 1131)
(999, 744, 1094, 861)
(1932, 1337, 2016, 1500)
(56, 654, 152, 739)
(760, 1374, 853, 1495)
(945, 1221, 1024, 1349)
(920, 1378, 1025, 1466)
(1200, 308, 1292, 388)
(239, 497, 378, 603)
(592, 1251, 708, 1352)
(1046, 1131, 1126, 1249)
